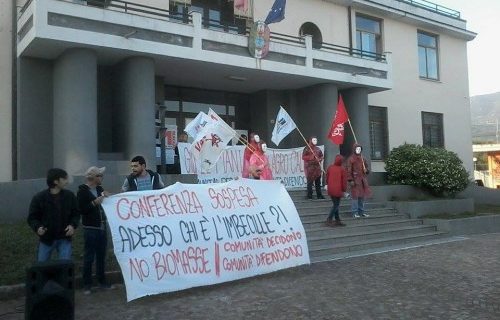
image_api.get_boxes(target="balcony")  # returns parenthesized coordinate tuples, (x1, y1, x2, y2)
(17, 0, 392, 93)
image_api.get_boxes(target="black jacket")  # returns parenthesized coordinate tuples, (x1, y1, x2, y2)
(77, 184, 106, 228)
(27, 189, 79, 245)
(126, 169, 162, 191)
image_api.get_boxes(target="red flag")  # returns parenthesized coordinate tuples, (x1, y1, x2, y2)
(327, 95, 349, 145)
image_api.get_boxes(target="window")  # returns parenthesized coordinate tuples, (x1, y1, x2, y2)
(356, 15, 382, 59)
(418, 31, 439, 79)
(422, 112, 444, 147)
(369, 106, 388, 160)
(171, 0, 246, 34)
(299, 22, 323, 49)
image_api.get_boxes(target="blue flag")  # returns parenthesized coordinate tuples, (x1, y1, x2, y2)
(264, 0, 286, 24)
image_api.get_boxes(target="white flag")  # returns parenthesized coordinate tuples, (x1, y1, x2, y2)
(190, 121, 234, 173)
(184, 112, 212, 139)
(271, 106, 297, 146)
(207, 108, 236, 137)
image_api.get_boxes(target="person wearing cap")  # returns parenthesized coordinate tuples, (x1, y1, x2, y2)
(122, 155, 164, 192)
(77, 166, 113, 294)
(28, 168, 79, 261)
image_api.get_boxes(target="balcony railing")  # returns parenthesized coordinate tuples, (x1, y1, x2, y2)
(18, 0, 387, 63)
(392, 0, 460, 19)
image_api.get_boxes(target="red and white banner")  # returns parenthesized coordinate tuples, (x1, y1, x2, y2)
(178, 143, 324, 189)
(101, 179, 310, 301)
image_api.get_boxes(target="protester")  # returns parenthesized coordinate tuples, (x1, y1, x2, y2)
(27, 168, 79, 261)
(77, 166, 114, 295)
(346, 143, 371, 218)
(249, 141, 273, 180)
(242, 133, 260, 178)
(248, 166, 263, 180)
(325, 155, 347, 227)
(122, 155, 165, 191)
(302, 136, 325, 200)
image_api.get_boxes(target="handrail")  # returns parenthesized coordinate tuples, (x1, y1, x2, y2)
(95, 0, 191, 23)
(318, 41, 387, 62)
(394, 0, 459, 19)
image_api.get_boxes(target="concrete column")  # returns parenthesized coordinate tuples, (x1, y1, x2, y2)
(118, 57, 156, 164)
(342, 88, 371, 166)
(53, 48, 97, 175)
(0, 0, 13, 181)
(296, 83, 339, 168)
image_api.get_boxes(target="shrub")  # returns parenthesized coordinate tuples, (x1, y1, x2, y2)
(385, 144, 470, 197)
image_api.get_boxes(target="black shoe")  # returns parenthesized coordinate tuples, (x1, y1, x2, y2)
(317, 195, 325, 200)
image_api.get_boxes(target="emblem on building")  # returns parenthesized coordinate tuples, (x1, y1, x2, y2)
(248, 21, 270, 59)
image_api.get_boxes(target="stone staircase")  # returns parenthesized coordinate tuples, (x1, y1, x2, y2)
(287, 190, 450, 263)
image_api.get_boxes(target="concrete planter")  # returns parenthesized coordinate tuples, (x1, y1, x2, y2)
(424, 215, 500, 236)
(388, 198, 474, 219)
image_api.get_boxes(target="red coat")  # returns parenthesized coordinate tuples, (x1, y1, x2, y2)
(346, 143, 372, 199)
(326, 155, 347, 198)
(302, 142, 323, 182)
(242, 135, 259, 178)
(249, 151, 273, 180)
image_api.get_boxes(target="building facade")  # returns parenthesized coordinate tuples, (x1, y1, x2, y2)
(0, 0, 475, 182)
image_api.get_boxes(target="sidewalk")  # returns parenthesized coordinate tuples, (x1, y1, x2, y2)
(1, 233, 500, 319)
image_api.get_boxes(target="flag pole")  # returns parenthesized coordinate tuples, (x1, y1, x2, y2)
(296, 126, 326, 175)
(346, 119, 368, 172)
(347, 119, 358, 144)
(213, 119, 265, 164)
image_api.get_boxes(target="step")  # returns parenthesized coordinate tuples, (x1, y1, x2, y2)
(297, 205, 394, 216)
(294, 201, 386, 210)
(307, 225, 437, 247)
(310, 236, 467, 263)
(307, 231, 448, 258)
(299, 208, 399, 223)
(302, 214, 407, 230)
(304, 219, 423, 237)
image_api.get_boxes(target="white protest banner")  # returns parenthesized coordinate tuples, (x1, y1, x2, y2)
(101, 179, 310, 301)
(178, 143, 324, 189)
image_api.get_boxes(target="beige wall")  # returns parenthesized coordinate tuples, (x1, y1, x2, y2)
(368, 17, 473, 172)
(0, 0, 13, 182)
(253, 0, 349, 46)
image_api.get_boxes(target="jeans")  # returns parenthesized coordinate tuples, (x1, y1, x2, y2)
(351, 197, 365, 216)
(83, 228, 108, 288)
(307, 177, 323, 199)
(37, 239, 72, 262)
(328, 197, 341, 221)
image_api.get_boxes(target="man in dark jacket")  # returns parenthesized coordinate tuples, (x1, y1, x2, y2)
(121, 155, 164, 191)
(27, 168, 79, 261)
(77, 166, 113, 295)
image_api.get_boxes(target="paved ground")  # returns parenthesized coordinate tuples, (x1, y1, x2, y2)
(1, 233, 500, 320)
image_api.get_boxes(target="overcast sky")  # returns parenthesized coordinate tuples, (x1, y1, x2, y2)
(432, 0, 500, 97)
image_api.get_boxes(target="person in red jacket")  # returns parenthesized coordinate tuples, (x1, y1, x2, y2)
(346, 143, 372, 218)
(302, 136, 324, 200)
(242, 133, 260, 178)
(325, 154, 347, 227)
